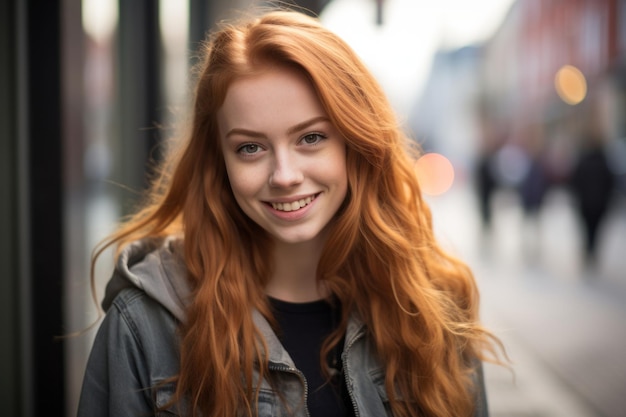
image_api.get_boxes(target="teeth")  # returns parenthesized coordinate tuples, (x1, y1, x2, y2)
(272, 196, 314, 212)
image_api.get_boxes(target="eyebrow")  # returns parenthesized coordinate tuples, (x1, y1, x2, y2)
(225, 116, 330, 139)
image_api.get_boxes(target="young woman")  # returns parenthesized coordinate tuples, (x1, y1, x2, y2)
(78, 8, 502, 417)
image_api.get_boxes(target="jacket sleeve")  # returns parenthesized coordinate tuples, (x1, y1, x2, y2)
(77, 291, 154, 417)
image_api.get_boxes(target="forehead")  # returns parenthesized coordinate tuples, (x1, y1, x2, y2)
(217, 65, 327, 134)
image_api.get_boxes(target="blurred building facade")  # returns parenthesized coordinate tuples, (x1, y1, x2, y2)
(408, 0, 626, 260)
(412, 0, 626, 215)
(480, 0, 626, 190)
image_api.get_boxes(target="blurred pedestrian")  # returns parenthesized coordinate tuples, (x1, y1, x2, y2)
(518, 126, 549, 219)
(570, 131, 616, 264)
(519, 153, 549, 218)
(78, 8, 502, 417)
(516, 126, 550, 260)
(475, 138, 501, 233)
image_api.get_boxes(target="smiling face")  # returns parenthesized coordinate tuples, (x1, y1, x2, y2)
(217, 65, 348, 246)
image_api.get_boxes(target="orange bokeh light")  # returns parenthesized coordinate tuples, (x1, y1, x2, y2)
(555, 65, 587, 105)
(415, 153, 455, 196)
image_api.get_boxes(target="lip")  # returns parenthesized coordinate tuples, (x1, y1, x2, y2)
(265, 192, 319, 207)
(264, 192, 320, 220)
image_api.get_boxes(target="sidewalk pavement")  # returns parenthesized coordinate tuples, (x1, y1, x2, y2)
(478, 267, 607, 417)
(428, 185, 626, 417)
(480, 300, 598, 417)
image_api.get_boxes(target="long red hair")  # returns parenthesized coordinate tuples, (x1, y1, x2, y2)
(92, 9, 503, 417)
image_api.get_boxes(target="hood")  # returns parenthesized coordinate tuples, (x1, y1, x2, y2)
(102, 236, 191, 322)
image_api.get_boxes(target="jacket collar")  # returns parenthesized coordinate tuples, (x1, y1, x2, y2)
(251, 308, 367, 367)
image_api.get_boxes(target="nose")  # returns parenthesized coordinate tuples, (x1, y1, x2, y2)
(269, 150, 303, 188)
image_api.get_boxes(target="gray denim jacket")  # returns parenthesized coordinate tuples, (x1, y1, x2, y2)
(77, 238, 489, 417)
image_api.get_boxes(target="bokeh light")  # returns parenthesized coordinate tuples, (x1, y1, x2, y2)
(555, 65, 587, 105)
(82, 0, 118, 43)
(415, 153, 455, 196)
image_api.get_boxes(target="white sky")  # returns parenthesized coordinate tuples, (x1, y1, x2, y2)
(320, 0, 516, 117)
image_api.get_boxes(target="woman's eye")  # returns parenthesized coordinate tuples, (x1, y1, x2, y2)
(301, 133, 326, 145)
(237, 143, 261, 155)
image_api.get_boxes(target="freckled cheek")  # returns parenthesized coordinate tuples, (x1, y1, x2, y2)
(319, 163, 345, 183)
(333, 164, 349, 193)
(226, 167, 267, 201)
(318, 150, 348, 188)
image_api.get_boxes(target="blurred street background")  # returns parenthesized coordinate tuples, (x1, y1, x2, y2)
(2, 0, 625, 416)
(430, 184, 626, 417)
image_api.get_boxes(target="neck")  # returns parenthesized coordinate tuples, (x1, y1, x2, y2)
(265, 239, 328, 303)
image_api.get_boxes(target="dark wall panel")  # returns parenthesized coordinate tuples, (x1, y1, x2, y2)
(27, 0, 66, 415)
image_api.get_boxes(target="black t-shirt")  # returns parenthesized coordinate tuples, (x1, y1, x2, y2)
(268, 296, 351, 417)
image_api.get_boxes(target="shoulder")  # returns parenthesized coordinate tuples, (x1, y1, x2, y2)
(107, 286, 180, 348)
(110, 285, 165, 313)
(98, 286, 181, 384)
(90, 287, 181, 395)
(79, 287, 182, 416)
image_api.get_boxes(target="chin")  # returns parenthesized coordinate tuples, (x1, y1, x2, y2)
(274, 234, 318, 245)
(270, 229, 324, 245)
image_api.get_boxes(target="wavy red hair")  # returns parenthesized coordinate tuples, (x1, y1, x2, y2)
(91, 8, 503, 417)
